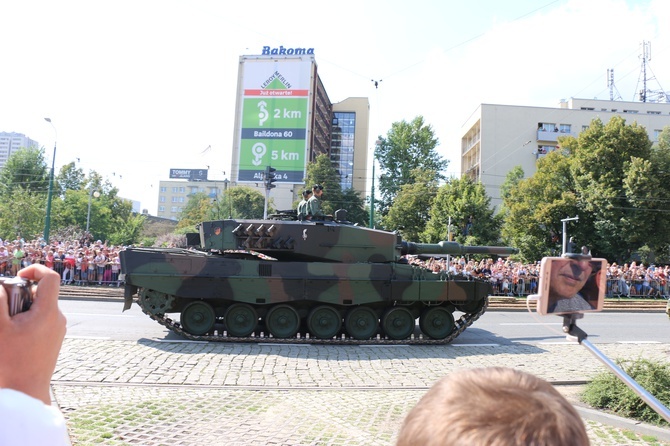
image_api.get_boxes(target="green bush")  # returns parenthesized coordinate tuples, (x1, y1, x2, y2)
(582, 358, 670, 426)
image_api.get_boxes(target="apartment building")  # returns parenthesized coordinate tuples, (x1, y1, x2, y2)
(461, 98, 670, 210)
(0, 132, 38, 169)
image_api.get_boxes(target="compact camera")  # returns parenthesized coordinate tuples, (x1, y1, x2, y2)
(0, 277, 33, 316)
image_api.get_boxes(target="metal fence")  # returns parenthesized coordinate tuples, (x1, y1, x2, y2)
(489, 276, 669, 299)
(0, 260, 122, 287)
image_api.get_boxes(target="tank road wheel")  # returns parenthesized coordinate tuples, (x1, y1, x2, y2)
(381, 307, 415, 340)
(307, 305, 342, 339)
(180, 301, 216, 335)
(344, 306, 379, 340)
(419, 307, 455, 340)
(139, 289, 175, 315)
(224, 303, 258, 337)
(265, 304, 301, 339)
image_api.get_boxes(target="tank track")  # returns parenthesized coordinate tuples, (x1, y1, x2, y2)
(137, 298, 489, 345)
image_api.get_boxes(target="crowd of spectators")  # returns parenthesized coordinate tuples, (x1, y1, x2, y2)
(1, 234, 668, 299)
(405, 255, 670, 299)
(0, 235, 124, 287)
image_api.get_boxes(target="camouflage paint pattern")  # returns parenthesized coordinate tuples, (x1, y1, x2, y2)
(120, 217, 517, 339)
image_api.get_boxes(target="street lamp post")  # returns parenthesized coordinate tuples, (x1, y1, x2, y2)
(369, 140, 381, 229)
(43, 118, 57, 244)
(86, 189, 100, 232)
(561, 215, 579, 254)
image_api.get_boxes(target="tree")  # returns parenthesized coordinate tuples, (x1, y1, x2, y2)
(108, 213, 147, 246)
(0, 188, 47, 240)
(498, 165, 525, 219)
(621, 125, 670, 262)
(339, 188, 369, 226)
(375, 116, 448, 215)
(56, 162, 86, 197)
(51, 171, 135, 244)
(382, 168, 438, 241)
(0, 147, 49, 198)
(423, 176, 501, 247)
(569, 116, 652, 260)
(177, 192, 212, 231)
(227, 186, 270, 219)
(501, 150, 579, 261)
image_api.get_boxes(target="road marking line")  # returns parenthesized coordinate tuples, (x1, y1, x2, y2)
(153, 339, 208, 344)
(63, 312, 135, 318)
(65, 335, 111, 340)
(500, 323, 562, 326)
(452, 343, 499, 347)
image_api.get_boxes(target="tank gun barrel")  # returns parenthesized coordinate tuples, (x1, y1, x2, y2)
(401, 241, 518, 257)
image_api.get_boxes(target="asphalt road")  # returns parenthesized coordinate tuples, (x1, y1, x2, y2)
(60, 300, 670, 345)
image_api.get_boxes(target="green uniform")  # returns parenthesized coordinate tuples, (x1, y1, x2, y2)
(307, 195, 323, 217)
(297, 199, 310, 219)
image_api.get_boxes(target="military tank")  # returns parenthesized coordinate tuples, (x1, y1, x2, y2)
(120, 211, 517, 344)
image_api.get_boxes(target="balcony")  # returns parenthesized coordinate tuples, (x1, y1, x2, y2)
(537, 129, 573, 142)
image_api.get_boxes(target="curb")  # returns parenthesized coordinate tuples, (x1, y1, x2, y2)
(574, 406, 670, 441)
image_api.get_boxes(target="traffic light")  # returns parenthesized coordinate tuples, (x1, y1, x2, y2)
(264, 166, 277, 190)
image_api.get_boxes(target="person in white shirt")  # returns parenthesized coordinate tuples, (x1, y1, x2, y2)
(0, 264, 69, 445)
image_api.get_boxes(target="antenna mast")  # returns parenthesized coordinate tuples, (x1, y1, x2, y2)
(636, 41, 669, 103)
(639, 41, 650, 102)
(606, 69, 621, 101)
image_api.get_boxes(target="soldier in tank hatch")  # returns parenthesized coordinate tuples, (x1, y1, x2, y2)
(307, 184, 325, 220)
(205, 224, 223, 250)
(297, 189, 312, 220)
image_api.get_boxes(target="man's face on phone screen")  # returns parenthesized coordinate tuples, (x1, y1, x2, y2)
(549, 259, 592, 299)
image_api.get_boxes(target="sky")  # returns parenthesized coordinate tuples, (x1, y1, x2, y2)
(1, 0, 669, 215)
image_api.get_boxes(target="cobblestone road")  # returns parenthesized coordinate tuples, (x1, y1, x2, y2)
(51, 339, 670, 445)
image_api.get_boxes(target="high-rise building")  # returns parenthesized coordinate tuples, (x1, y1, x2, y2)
(461, 98, 670, 210)
(0, 132, 38, 169)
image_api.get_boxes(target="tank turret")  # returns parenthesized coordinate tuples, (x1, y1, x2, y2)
(199, 219, 517, 263)
(121, 216, 517, 344)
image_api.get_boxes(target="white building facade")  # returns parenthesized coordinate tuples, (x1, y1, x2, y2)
(0, 132, 38, 169)
(461, 98, 670, 210)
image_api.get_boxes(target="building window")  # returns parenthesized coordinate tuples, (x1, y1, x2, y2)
(654, 129, 662, 141)
(171, 206, 177, 212)
(623, 109, 638, 114)
(158, 206, 165, 212)
(172, 187, 178, 193)
(538, 123, 557, 132)
(179, 187, 185, 193)
(191, 186, 199, 194)
(159, 196, 165, 203)
(179, 197, 184, 203)
(172, 197, 178, 202)
(559, 124, 571, 133)
(160, 187, 166, 192)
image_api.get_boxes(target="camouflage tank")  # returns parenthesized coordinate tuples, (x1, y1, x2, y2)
(120, 211, 517, 344)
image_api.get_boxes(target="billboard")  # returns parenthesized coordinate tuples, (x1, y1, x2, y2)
(169, 169, 208, 181)
(236, 57, 313, 184)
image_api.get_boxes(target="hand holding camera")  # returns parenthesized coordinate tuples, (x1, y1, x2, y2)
(0, 265, 67, 404)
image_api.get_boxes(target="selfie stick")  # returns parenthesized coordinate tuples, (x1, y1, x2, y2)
(562, 314, 670, 423)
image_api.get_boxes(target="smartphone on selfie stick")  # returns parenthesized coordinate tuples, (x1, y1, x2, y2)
(530, 249, 670, 423)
